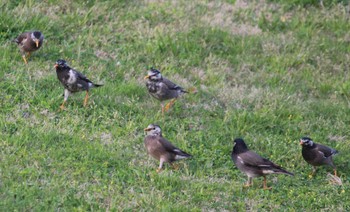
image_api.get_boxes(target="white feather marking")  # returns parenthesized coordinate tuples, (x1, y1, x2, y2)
(318, 151, 326, 158)
(175, 155, 188, 160)
(237, 156, 244, 164)
(67, 70, 77, 84)
(262, 169, 275, 174)
(88, 82, 93, 88)
(77, 84, 83, 88)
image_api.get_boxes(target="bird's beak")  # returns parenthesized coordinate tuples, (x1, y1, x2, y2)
(144, 127, 151, 131)
(35, 40, 39, 48)
(144, 75, 150, 79)
(299, 141, 303, 145)
(54, 64, 58, 68)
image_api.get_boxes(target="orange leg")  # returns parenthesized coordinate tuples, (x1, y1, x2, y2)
(263, 176, 271, 190)
(243, 177, 253, 188)
(22, 55, 28, 64)
(334, 169, 337, 177)
(164, 99, 177, 112)
(59, 100, 66, 110)
(83, 91, 89, 107)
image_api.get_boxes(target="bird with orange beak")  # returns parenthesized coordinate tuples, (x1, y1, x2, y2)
(13, 31, 44, 64)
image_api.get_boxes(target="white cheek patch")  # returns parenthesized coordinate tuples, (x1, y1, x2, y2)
(68, 70, 77, 84)
(77, 84, 83, 88)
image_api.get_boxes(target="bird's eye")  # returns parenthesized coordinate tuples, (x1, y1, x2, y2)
(153, 128, 156, 130)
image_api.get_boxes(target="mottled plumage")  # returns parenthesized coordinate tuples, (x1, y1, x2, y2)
(145, 68, 188, 113)
(144, 124, 192, 172)
(231, 138, 293, 189)
(54, 59, 103, 110)
(13, 31, 44, 64)
(300, 137, 338, 176)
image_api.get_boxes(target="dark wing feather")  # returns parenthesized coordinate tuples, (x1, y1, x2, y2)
(162, 77, 187, 92)
(74, 69, 93, 84)
(240, 151, 276, 168)
(316, 144, 338, 158)
(158, 137, 191, 157)
(14, 32, 29, 44)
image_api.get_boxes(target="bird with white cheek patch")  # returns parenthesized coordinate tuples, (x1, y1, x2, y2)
(144, 68, 189, 114)
(144, 124, 192, 172)
(300, 137, 338, 177)
(54, 59, 103, 110)
(231, 138, 294, 189)
(13, 31, 44, 64)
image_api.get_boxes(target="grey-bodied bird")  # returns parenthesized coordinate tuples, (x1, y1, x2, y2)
(300, 137, 338, 176)
(145, 68, 188, 113)
(144, 124, 192, 172)
(13, 31, 44, 64)
(231, 138, 294, 189)
(54, 59, 103, 110)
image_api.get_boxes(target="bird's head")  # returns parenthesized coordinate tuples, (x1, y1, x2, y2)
(144, 68, 162, 81)
(232, 138, 249, 154)
(300, 137, 314, 146)
(31, 31, 43, 48)
(144, 124, 162, 136)
(54, 59, 69, 69)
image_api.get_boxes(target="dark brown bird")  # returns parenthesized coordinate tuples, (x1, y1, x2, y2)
(144, 124, 192, 172)
(54, 59, 103, 110)
(300, 137, 338, 176)
(231, 138, 294, 189)
(13, 31, 44, 64)
(145, 68, 188, 113)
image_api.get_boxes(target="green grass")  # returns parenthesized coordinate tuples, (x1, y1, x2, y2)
(1, 0, 350, 210)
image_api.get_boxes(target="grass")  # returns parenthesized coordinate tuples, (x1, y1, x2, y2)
(1, 0, 350, 210)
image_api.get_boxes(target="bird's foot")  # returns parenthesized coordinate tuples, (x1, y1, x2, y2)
(156, 168, 162, 173)
(164, 99, 176, 112)
(243, 183, 252, 188)
(263, 186, 272, 190)
(22, 55, 28, 64)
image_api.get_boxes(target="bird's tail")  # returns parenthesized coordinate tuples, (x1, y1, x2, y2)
(174, 149, 192, 160)
(274, 167, 294, 176)
(93, 84, 103, 87)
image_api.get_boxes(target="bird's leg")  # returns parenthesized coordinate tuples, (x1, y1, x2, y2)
(243, 177, 253, 187)
(161, 103, 165, 116)
(164, 98, 177, 112)
(263, 176, 271, 190)
(83, 91, 89, 107)
(156, 158, 164, 173)
(334, 169, 337, 177)
(311, 166, 317, 176)
(27, 52, 31, 58)
(22, 55, 28, 64)
(59, 100, 66, 111)
(60, 89, 70, 111)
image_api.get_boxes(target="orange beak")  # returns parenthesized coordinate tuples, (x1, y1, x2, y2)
(144, 127, 151, 131)
(299, 141, 303, 145)
(54, 64, 58, 68)
(144, 75, 150, 79)
(35, 40, 39, 48)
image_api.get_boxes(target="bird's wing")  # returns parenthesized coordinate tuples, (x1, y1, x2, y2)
(14, 32, 29, 44)
(316, 144, 338, 158)
(240, 151, 276, 168)
(74, 69, 93, 83)
(162, 77, 186, 92)
(158, 136, 191, 157)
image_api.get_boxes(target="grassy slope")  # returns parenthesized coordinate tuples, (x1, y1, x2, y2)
(0, 0, 349, 210)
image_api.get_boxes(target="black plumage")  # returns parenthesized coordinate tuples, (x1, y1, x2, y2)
(145, 68, 188, 113)
(300, 137, 338, 176)
(13, 31, 44, 64)
(231, 138, 293, 189)
(144, 124, 192, 172)
(54, 59, 103, 110)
